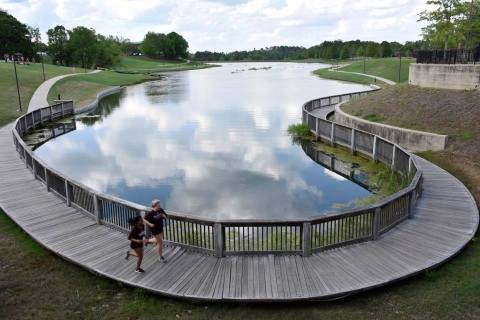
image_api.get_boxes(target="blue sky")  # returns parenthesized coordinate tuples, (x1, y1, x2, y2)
(0, 0, 428, 52)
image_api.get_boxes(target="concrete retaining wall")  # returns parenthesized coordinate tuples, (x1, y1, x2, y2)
(335, 103, 448, 152)
(409, 63, 480, 90)
(75, 86, 123, 114)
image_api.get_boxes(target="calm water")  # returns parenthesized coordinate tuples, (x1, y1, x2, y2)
(35, 62, 372, 219)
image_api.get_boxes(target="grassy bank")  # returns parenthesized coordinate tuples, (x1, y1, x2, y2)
(114, 56, 213, 74)
(314, 57, 415, 85)
(314, 68, 382, 85)
(0, 62, 82, 126)
(47, 71, 156, 107)
(48, 56, 214, 108)
(1, 205, 479, 319)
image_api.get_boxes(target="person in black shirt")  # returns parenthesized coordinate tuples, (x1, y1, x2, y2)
(126, 215, 146, 273)
(144, 199, 168, 263)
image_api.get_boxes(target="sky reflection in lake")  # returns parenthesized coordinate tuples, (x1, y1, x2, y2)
(35, 62, 372, 219)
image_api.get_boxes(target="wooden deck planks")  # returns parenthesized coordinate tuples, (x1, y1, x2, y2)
(0, 123, 478, 302)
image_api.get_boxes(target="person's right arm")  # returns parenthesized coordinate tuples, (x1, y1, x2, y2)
(143, 212, 155, 228)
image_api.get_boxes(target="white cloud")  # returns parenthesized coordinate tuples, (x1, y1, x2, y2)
(0, 0, 426, 52)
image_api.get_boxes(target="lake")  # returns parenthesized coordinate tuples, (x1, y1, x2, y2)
(35, 62, 372, 220)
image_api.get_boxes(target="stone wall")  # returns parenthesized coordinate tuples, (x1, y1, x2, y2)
(334, 104, 448, 152)
(409, 63, 480, 90)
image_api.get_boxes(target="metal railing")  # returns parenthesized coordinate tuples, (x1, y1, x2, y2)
(415, 46, 480, 64)
(12, 89, 422, 257)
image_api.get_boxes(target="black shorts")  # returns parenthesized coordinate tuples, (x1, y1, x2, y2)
(130, 243, 143, 250)
(152, 226, 163, 236)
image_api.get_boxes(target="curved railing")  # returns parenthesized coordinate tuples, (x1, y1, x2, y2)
(12, 90, 422, 257)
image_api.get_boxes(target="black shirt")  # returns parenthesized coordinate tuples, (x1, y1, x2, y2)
(128, 226, 145, 249)
(144, 208, 167, 234)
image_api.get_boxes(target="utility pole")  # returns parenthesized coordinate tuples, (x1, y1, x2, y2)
(13, 57, 22, 112)
(83, 49, 87, 73)
(363, 47, 366, 74)
(398, 53, 402, 83)
(39, 52, 45, 81)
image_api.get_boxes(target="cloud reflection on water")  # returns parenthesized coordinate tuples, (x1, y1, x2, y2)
(35, 62, 371, 219)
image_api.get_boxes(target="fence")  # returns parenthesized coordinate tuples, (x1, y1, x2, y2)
(415, 46, 480, 64)
(12, 90, 422, 258)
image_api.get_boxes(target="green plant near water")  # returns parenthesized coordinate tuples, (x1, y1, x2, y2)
(287, 123, 313, 139)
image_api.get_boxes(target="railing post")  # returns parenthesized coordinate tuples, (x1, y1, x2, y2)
(315, 118, 319, 138)
(65, 180, 71, 207)
(93, 194, 102, 224)
(214, 223, 224, 257)
(61, 102, 65, 117)
(408, 190, 417, 219)
(408, 157, 413, 176)
(372, 207, 381, 240)
(372, 136, 378, 162)
(32, 159, 37, 179)
(330, 123, 335, 145)
(45, 168, 50, 192)
(351, 129, 356, 154)
(391, 145, 396, 169)
(49, 106, 53, 121)
(302, 222, 312, 256)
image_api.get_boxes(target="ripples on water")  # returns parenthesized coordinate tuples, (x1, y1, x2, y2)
(35, 62, 372, 219)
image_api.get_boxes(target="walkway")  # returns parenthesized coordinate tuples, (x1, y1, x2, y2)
(0, 122, 477, 301)
(28, 70, 101, 112)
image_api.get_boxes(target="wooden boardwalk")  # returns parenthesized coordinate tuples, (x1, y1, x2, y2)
(0, 123, 477, 302)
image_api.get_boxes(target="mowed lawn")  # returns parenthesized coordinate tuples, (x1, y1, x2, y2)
(314, 57, 415, 85)
(338, 57, 415, 83)
(0, 62, 82, 126)
(47, 71, 156, 106)
(114, 56, 213, 74)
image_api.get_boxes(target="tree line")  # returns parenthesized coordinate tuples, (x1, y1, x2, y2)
(0, 9, 190, 68)
(192, 41, 426, 62)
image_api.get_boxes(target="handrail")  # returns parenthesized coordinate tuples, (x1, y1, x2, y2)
(12, 87, 422, 258)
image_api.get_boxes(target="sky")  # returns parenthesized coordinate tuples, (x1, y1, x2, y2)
(0, 0, 429, 52)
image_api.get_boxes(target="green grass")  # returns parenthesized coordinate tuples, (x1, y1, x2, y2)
(114, 56, 213, 74)
(0, 62, 83, 127)
(314, 58, 415, 85)
(363, 114, 386, 122)
(338, 57, 415, 83)
(47, 71, 157, 107)
(313, 67, 379, 85)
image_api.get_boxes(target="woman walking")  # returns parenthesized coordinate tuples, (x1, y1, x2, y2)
(144, 199, 168, 263)
(125, 215, 146, 273)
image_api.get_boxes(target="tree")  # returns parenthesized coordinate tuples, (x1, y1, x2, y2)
(140, 32, 179, 59)
(418, 0, 462, 51)
(47, 25, 68, 65)
(456, 0, 480, 48)
(27, 26, 46, 54)
(67, 26, 97, 68)
(167, 32, 189, 59)
(380, 41, 393, 57)
(96, 35, 122, 68)
(0, 9, 34, 56)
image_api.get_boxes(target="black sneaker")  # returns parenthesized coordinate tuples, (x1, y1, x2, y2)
(125, 251, 130, 260)
(135, 268, 145, 273)
(159, 256, 167, 263)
